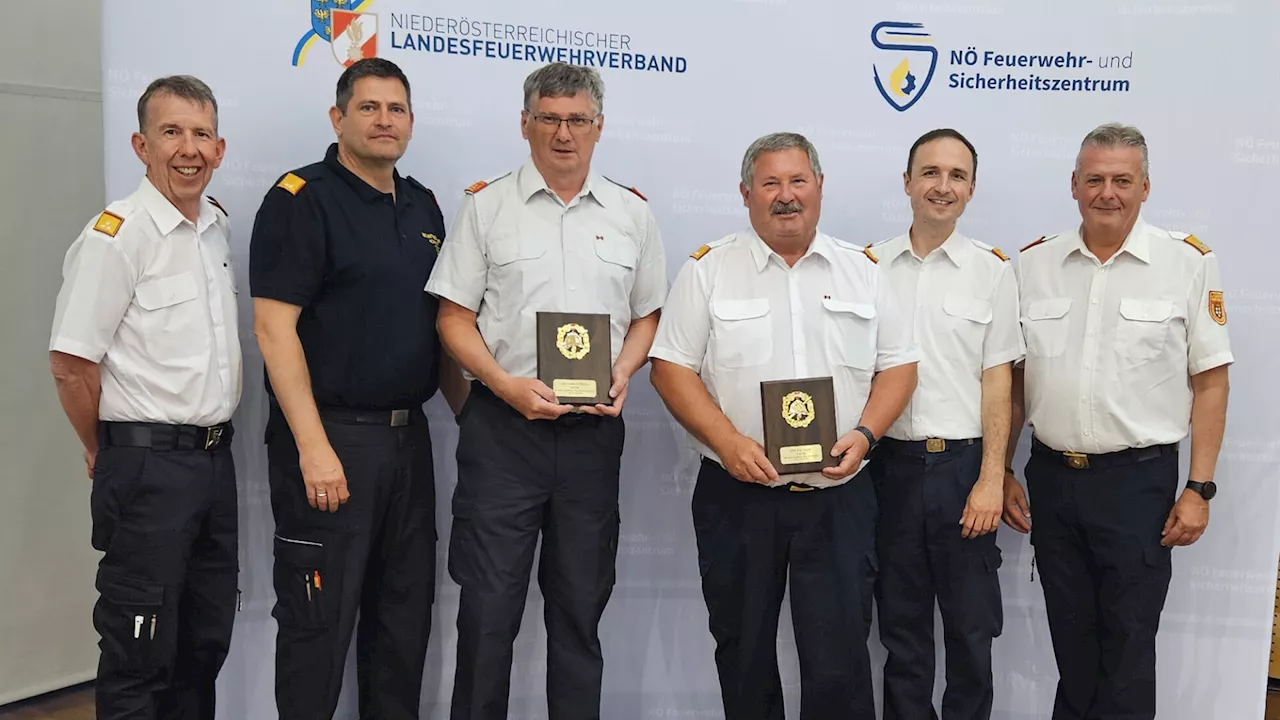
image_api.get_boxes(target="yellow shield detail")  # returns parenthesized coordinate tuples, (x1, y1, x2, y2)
(782, 391, 815, 429)
(556, 323, 591, 360)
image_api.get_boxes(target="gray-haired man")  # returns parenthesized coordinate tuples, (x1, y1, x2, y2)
(427, 62, 668, 719)
(649, 132, 918, 719)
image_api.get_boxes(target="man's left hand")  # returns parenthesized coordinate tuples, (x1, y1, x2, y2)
(822, 431, 870, 479)
(960, 471, 1003, 539)
(1161, 489, 1209, 547)
(580, 366, 629, 417)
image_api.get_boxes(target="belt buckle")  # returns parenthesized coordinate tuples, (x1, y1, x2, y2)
(1063, 451, 1090, 470)
(925, 438, 946, 453)
(390, 409, 410, 427)
(204, 426, 223, 450)
(789, 484, 816, 493)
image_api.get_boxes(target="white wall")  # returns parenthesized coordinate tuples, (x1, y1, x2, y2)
(0, 0, 104, 705)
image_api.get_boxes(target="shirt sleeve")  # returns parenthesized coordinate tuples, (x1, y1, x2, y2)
(248, 183, 327, 307)
(872, 264, 919, 371)
(49, 232, 136, 362)
(648, 257, 710, 372)
(425, 193, 489, 312)
(983, 261, 1026, 370)
(1186, 252, 1234, 375)
(629, 206, 668, 319)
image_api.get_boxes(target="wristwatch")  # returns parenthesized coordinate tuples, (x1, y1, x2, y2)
(1186, 480, 1218, 500)
(854, 425, 878, 452)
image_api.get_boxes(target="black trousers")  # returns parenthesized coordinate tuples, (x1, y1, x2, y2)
(266, 405, 437, 720)
(1025, 438, 1179, 720)
(872, 439, 1003, 720)
(448, 383, 624, 720)
(692, 458, 879, 720)
(90, 421, 238, 720)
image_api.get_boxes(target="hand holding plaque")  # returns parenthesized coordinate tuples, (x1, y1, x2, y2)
(537, 312, 613, 405)
(760, 377, 839, 475)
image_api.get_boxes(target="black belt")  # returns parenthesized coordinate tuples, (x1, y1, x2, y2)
(317, 406, 424, 427)
(100, 421, 233, 451)
(1031, 437, 1177, 471)
(880, 437, 980, 458)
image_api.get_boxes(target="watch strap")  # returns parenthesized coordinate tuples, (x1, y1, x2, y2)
(854, 425, 877, 450)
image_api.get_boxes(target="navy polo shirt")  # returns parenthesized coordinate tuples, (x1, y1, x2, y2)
(249, 143, 446, 410)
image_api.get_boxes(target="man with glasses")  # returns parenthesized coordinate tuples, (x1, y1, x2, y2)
(426, 62, 668, 719)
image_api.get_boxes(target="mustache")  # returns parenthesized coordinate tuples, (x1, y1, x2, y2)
(771, 201, 803, 215)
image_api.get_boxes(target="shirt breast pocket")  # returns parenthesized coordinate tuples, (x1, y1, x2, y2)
(134, 273, 206, 360)
(942, 294, 992, 359)
(592, 234, 637, 307)
(1023, 297, 1071, 358)
(488, 235, 548, 314)
(821, 297, 877, 370)
(711, 298, 772, 369)
(1116, 298, 1177, 364)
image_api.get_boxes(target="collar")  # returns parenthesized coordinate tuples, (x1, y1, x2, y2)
(136, 176, 215, 235)
(886, 228, 966, 266)
(1066, 216, 1151, 264)
(745, 229, 836, 272)
(516, 157, 604, 207)
(323, 142, 405, 204)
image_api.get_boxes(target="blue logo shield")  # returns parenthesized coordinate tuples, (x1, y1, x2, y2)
(871, 22, 939, 112)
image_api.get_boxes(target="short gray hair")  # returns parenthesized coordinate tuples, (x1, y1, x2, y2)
(1077, 122, 1148, 177)
(523, 62, 605, 115)
(137, 75, 219, 133)
(741, 132, 823, 187)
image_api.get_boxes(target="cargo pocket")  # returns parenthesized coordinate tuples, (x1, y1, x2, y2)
(974, 545, 1005, 637)
(94, 571, 166, 677)
(272, 535, 328, 630)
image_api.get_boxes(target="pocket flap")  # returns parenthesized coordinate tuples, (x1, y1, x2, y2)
(135, 273, 198, 311)
(488, 236, 546, 266)
(943, 294, 993, 324)
(97, 571, 163, 607)
(274, 535, 326, 567)
(712, 298, 770, 321)
(1119, 298, 1174, 323)
(821, 297, 876, 319)
(1027, 297, 1071, 321)
(593, 235, 637, 268)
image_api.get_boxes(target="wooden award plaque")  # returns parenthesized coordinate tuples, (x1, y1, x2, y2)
(760, 376, 839, 475)
(536, 312, 613, 405)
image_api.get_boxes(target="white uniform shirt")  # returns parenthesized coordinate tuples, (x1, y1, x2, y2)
(425, 158, 668, 380)
(49, 177, 242, 427)
(875, 231, 1024, 441)
(650, 230, 919, 488)
(1017, 218, 1233, 454)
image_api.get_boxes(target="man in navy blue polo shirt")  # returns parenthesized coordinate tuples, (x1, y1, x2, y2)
(249, 58, 467, 720)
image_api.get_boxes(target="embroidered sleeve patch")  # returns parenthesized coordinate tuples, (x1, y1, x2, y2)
(276, 173, 306, 195)
(1208, 290, 1226, 325)
(93, 211, 125, 237)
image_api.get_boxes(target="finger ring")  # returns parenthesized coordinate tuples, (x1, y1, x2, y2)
(317, 491, 327, 496)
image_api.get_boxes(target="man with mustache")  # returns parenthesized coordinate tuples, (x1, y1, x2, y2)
(426, 62, 668, 719)
(867, 129, 1022, 720)
(1003, 123, 1232, 720)
(49, 75, 241, 719)
(649, 132, 918, 719)
(249, 58, 467, 719)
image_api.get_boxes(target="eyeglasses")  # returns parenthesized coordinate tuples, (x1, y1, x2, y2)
(527, 113, 598, 134)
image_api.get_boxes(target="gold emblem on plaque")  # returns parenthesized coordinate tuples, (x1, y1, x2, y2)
(781, 391, 815, 429)
(556, 323, 591, 360)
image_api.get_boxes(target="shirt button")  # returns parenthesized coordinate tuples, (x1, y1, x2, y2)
(569, 285, 577, 291)
(1084, 431, 1091, 437)
(1092, 298, 1099, 305)
(913, 416, 921, 423)
(1087, 331, 1095, 337)
(1084, 364, 1092, 370)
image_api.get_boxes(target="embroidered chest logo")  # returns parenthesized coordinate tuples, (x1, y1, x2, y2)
(423, 232, 441, 252)
(556, 323, 591, 360)
(782, 391, 815, 429)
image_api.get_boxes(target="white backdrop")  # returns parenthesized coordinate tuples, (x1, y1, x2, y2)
(101, 0, 1280, 717)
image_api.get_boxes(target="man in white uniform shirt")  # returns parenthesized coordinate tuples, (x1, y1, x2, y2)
(1003, 123, 1232, 720)
(48, 76, 242, 720)
(870, 129, 1022, 720)
(650, 132, 918, 720)
(426, 62, 667, 720)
